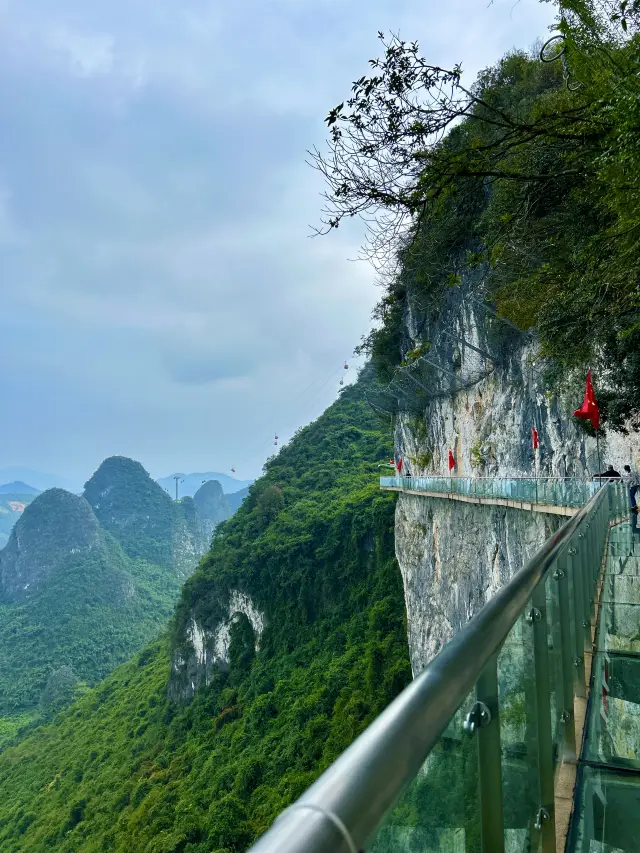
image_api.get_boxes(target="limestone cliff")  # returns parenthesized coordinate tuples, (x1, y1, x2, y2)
(393, 282, 640, 675)
(170, 588, 265, 700)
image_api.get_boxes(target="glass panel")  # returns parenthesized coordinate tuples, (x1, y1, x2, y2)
(545, 570, 564, 764)
(570, 765, 640, 853)
(584, 652, 640, 771)
(600, 574, 640, 605)
(368, 690, 480, 853)
(608, 522, 640, 561)
(598, 601, 640, 655)
(378, 477, 596, 509)
(498, 613, 537, 851)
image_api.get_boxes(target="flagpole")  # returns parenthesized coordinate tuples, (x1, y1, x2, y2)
(596, 430, 601, 479)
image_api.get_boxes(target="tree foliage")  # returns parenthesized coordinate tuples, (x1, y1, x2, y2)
(314, 4, 640, 427)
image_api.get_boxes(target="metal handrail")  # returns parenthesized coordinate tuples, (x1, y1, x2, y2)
(382, 474, 596, 481)
(247, 483, 610, 853)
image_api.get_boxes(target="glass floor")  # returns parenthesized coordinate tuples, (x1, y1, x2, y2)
(569, 519, 640, 852)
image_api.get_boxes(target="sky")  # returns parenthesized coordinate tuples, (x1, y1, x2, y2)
(0, 0, 555, 485)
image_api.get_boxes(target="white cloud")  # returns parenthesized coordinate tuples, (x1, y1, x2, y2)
(49, 26, 115, 77)
(0, 0, 555, 479)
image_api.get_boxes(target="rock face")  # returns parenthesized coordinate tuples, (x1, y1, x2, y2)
(393, 281, 639, 674)
(397, 493, 561, 674)
(0, 489, 102, 602)
(83, 456, 204, 577)
(193, 480, 232, 542)
(170, 589, 265, 700)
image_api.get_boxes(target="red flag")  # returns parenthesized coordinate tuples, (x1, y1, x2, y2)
(531, 426, 539, 450)
(448, 450, 456, 472)
(396, 457, 403, 475)
(574, 370, 600, 430)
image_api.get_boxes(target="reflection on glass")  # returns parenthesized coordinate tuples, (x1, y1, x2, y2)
(368, 691, 480, 853)
(497, 615, 538, 851)
(571, 765, 640, 852)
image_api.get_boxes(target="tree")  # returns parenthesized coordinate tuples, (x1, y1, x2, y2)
(39, 666, 88, 715)
(311, 8, 640, 428)
(256, 485, 285, 524)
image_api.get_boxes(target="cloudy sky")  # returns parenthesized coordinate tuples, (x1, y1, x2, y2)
(0, 0, 554, 485)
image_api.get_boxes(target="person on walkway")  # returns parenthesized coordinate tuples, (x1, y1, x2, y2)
(623, 464, 640, 512)
(597, 464, 621, 479)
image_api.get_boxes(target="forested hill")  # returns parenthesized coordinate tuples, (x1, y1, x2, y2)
(0, 487, 184, 735)
(0, 369, 411, 853)
(83, 457, 204, 576)
(0, 456, 230, 746)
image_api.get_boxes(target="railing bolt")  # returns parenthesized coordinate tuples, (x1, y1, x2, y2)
(553, 568, 565, 579)
(569, 547, 577, 555)
(578, 532, 585, 539)
(534, 807, 550, 831)
(561, 710, 572, 723)
(582, 620, 589, 628)
(574, 656, 583, 666)
(463, 701, 491, 734)
(525, 607, 542, 625)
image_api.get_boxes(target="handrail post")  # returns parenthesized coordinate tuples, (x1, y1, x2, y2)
(579, 526, 593, 636)
(476, 654, 504, 853)
(567, 543, 587, 698)
(531, 582, 556, 852)
(553, 557, 578, 760)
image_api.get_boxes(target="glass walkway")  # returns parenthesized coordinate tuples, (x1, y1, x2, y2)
(569, 518, 640, 852)
(381, 475, 601, 511)
(245, 480, 635, 853)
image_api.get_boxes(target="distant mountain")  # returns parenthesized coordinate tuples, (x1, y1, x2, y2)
(226, 484, 250, 513)
(0, 457, 247, 732)
(84, 457, 206, 577)
(0, 488, 183, 716)
(157, 471, 253, 497)
(193, 480, 232, 541)
(0, 467, 82, 493)
(0, 490, 38, 551)
(0, 481, 40, 495)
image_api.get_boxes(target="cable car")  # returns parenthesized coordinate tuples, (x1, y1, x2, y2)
(344, 362, 348, 370)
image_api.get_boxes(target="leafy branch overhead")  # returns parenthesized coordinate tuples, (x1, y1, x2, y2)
(312, 4, 640, 428)
(310, 32, 597, 263)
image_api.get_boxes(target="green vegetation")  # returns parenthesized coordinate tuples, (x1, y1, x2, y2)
(470, 441, 485, 471)
(0, 457, 240, 743)
(0, 542, 181, 719)
(317, 3, 640, 429)
(84, 457, 200, 573)
(0, 372, 411, 852)
(0, 488, 184, 734)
